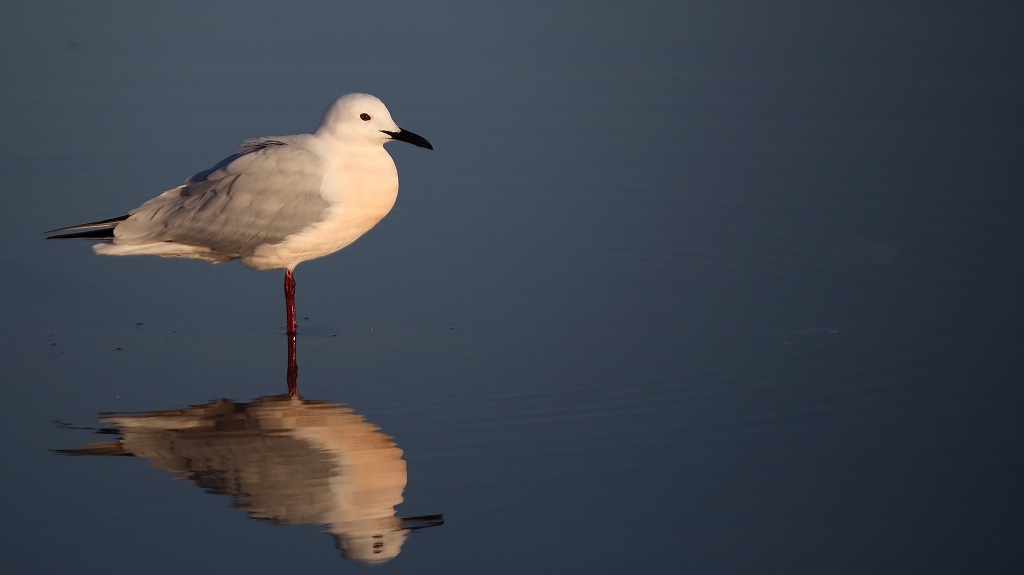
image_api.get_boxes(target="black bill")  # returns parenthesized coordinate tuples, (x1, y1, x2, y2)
(382, 128, 433, 150)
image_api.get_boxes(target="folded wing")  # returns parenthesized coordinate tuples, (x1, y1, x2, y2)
(95, 137, 332, 262)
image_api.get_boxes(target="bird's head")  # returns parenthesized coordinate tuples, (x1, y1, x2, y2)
(316, 93, 432, 150)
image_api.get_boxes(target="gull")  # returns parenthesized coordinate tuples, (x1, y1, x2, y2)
(58, 394, 444, 565)
(48, 93, 432, 334)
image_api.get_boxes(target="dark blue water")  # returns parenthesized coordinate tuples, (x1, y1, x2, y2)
(1, 2, 1022, 573)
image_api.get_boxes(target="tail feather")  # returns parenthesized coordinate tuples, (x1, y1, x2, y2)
(46, 214, 129, 240)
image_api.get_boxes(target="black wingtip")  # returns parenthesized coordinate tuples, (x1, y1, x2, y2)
(45, 213, 129, 236)
(46, 228, 116, 240)
(45, 214, 130, 236)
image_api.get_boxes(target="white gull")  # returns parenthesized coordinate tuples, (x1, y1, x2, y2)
(48, 93, 432, 333)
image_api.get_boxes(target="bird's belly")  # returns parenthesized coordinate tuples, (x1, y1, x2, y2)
(242, 181, 398, 271)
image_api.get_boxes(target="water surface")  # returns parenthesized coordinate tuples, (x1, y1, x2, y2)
(1, 2, 1022, 573)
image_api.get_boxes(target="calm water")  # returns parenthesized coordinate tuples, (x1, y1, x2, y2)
(1, 2, 1022, 573)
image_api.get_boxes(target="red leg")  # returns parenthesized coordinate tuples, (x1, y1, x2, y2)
(284, 269, 297, 335)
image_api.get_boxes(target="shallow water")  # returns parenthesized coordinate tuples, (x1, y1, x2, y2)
(1, 2, 1023, 573)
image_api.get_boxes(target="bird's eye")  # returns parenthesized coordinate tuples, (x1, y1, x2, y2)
(360, 113, 371, 121)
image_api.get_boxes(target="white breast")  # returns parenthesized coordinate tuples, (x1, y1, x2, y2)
(242, 145, 399, 271)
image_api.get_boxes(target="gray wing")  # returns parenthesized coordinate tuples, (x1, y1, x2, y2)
(113, 137, 331, 258)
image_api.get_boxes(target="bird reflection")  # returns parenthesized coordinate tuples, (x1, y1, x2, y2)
(56, 334, 442, 565)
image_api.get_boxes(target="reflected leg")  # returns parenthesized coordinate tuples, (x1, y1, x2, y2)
(286, 331, 298, 398)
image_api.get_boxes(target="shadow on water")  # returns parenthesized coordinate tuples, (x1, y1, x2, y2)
(53, 334, 444, 566)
